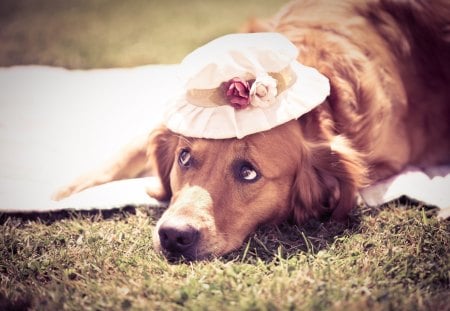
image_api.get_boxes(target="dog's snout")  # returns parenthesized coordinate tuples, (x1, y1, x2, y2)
(158, 220, 200, 258)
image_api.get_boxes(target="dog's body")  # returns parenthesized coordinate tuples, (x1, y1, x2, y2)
(54, 0, 449, 260)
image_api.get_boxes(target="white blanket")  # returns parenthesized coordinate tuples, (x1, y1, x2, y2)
(360, 166, 450, 218)
(0, 66, 448, 218)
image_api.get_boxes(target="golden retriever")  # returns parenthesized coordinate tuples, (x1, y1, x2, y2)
(54, 0, 450, 260)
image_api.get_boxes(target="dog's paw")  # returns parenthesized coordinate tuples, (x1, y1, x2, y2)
(51, 185, 76, 201)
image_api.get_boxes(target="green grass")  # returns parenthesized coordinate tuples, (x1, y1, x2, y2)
(1, 1, 449, 310)
(0, 0, 288, 68)
(1, 204, 449, 310)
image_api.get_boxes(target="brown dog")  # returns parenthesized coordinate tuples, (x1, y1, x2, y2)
(54, 0, 449, 260)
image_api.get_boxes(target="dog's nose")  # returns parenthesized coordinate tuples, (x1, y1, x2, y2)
(158, 220, 200, 259)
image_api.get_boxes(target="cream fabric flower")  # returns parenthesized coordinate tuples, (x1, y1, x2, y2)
(250, 74, 278, 108)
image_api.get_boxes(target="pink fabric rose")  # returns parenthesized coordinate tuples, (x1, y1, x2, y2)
(225, 77, 251, 109)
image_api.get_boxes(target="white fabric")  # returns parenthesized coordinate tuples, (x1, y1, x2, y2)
(0, 65, 174, 212)
(0, 65, 448, 219)
(360, 166, 450, 219)
(164, 33, 331, 139)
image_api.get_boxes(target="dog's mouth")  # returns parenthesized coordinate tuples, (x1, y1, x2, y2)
(152, 207, 222, 261)
(152, 217, 244, 261)
(159, 246, 212, 262)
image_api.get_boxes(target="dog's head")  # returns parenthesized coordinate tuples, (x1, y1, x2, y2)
(147, 118, 365, 260)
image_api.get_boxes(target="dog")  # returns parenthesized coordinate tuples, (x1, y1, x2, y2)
(54, 0, 449, 260)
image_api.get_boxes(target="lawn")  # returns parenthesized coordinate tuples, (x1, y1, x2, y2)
(0, 0, 288, 68)
(0, 1, 449, 310)
(1, 205, 449, 310)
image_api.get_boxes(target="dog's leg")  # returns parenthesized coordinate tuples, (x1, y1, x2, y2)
(52, 134, 150, 201)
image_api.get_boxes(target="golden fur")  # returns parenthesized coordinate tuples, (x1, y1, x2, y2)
(55, 0, 450, 260)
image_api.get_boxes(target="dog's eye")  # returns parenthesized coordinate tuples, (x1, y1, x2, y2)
(238, 164, 259, 182)
(178, 149, 191, 167)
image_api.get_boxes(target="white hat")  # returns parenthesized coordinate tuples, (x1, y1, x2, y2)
(164, 33, 330, 139)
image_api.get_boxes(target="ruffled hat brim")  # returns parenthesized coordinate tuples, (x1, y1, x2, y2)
(164, 61, 330, 139)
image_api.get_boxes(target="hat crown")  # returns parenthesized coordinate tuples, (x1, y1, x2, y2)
(180, 33, 299, 89)
(163, 32, 330, 139)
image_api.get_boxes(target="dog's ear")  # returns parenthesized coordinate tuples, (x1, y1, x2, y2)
(146, 126, 178, 201)
(291, 136, 367, 223)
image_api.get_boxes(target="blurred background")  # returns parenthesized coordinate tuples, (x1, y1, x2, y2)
(0, 0, 289, 68)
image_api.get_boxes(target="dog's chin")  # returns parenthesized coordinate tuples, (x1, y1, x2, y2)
(152, 239, 213, 262)
(152, 231, 243, 262)
(162, 249, 212, 262)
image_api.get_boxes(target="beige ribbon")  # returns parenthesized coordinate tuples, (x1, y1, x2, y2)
(186, 66, 297, 108)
